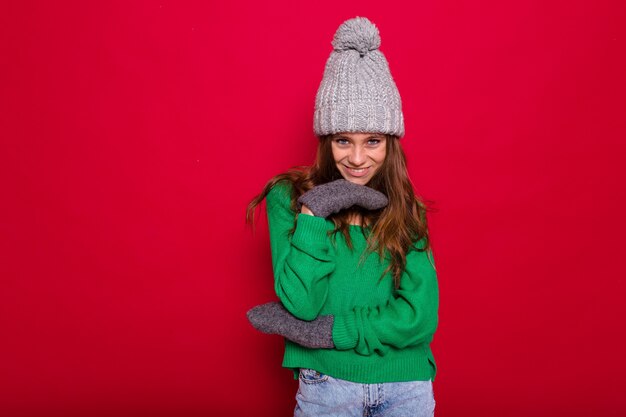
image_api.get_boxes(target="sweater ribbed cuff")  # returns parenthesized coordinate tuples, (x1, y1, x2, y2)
(291, 213, 331, 246)
(332, 313, 358, 350)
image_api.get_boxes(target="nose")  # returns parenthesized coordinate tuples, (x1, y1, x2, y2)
(348, 146, 366, 166)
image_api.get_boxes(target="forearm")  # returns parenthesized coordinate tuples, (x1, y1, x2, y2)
(268, 195, 336, 320)
(332, 245, 439, 355)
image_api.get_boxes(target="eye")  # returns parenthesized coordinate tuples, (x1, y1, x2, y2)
(334, 138, 349, 145)
(368, 138, 382, 145)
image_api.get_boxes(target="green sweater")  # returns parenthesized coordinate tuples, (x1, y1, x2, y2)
(266, 181, 439, 383)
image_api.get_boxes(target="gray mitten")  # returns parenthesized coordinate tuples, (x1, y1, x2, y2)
(297, 179, 388, 218)
(246, 301, 335, 349)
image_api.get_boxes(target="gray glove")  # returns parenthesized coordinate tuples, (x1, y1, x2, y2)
(246, 301, 335, 349)
(297, 179, 388, 218)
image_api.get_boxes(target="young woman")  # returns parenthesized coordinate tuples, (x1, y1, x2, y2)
(245, 16, 439, 417)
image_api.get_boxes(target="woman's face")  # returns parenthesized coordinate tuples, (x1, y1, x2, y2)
(330, 132, 387, 185)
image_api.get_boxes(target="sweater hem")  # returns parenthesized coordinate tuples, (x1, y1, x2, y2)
(282, 341, 436, 384)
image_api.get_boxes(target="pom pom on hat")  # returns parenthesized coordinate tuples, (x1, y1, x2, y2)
(331, 16, 381, 56)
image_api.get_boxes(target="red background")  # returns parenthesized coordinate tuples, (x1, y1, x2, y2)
(1, 1, 625, 416)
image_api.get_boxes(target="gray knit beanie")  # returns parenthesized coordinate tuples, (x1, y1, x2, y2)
(313, 16, 405, 138)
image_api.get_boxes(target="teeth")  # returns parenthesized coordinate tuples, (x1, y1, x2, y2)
(349, 168, 366, 172)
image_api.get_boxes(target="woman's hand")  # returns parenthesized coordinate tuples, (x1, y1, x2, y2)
(297, 179, 388, 218)
(301, 204, 314, 216)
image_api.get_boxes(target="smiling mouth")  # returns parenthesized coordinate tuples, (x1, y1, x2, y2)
(344, 165, 370, 176)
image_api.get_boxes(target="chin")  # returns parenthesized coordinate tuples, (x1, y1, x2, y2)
(343, 176, 370, 185)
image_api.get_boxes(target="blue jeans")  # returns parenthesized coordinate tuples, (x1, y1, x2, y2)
(294, 368, 436, 417)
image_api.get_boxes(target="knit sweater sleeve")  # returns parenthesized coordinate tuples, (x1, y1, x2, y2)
(331, 238, 439, 356)
(265, 182, 336, 321)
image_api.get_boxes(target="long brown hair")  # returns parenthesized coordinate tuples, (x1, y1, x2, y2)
(245, 134, 436, 289)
